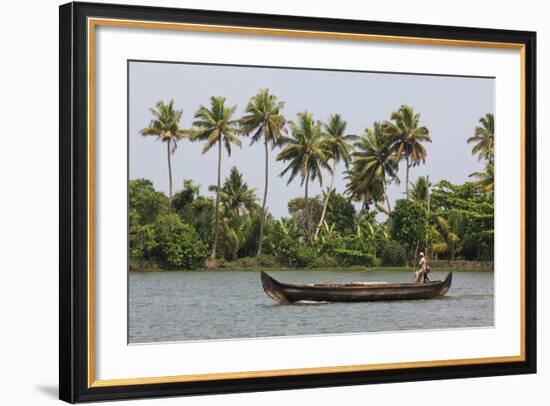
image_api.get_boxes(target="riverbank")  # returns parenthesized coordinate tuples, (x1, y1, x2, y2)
(129, 258, 493, 272)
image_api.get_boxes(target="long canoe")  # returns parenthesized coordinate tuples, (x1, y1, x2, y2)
(261, 271, 452, 304)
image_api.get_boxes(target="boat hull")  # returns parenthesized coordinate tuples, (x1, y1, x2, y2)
(261, 271, 452, 304)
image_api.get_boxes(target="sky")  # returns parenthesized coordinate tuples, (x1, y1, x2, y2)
(129, 61, 494, 219)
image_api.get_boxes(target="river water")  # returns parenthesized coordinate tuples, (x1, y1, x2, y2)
(129, 270, 493, 344)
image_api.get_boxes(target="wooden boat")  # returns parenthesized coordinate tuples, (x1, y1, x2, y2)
(261, 271, 452, 304)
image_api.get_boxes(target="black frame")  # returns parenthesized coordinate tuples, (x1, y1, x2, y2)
(60, 1, 537, 403)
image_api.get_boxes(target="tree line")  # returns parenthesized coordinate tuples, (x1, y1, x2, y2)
(131, 88, 494, 270)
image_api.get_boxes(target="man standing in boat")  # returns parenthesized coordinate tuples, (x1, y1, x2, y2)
(415, 252, 429, 283)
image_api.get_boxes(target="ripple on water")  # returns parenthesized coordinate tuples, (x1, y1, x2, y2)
(129, 270, 494, 343)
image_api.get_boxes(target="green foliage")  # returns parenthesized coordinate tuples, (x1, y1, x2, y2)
(410, 176, 431, 206)
(390, 199, 428, 258)
(325, 192, 356, 234)
(321, 114, 355, 167)
(290, 243, 317, 268)
(129, 179, 167, 260)
(183, 197, 215, 245)
(240, 88, 286, 146)
(316, 220, 377, 266)
(129, 212, 157, 259)
(236, 211, 264, 258)
(345, 121, 397, 212)
(379, 240, 407, 266)
(190, 95, 243, 259)
(384, 105, 431, 168)
(190, 96, 242, 155)
(383, 105, 431, 200)
(311, 254, 339, 268)
(274, 236, 316, 267)
(129, 102, 495, 269)
(314, 114, 356, 238)
(256, 254, 279, 267)
(219, 209, 255, 260)
(153, 214, 208, 269)
(334, 234, 376, 266)
(140, 100, 187, 200)
(172, 179, 200, 215)
(129, 179, 168, 224)
(469, 162, 494, 197)
(315, 222, 343, 257)
(268, 218, 315, 267)
(214, 167, 258, 215)
(205, 168, 261, 260)
(334, 248, 375, 266)
(239, 88, 287, 257)
(140, 100, 185, 145)
(277, 111, 332, 241)
(288, 196, 323, 236)
(429, 180, 493, 260)
(467, 113, 494, 163)
(277, 111, 330, 187)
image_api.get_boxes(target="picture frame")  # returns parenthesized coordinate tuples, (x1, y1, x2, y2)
(59, 1, 537, 403)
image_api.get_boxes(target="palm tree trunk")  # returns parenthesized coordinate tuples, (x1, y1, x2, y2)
(405, 153, 410, 200)
(211, 138, 222, 259)
(315, 159, 336, 239)
(451, 241, 456, 261)
(304, 169, 311, 243)
(167, 141, 173, 208)
(425, 175, 430, 260)
(382, 176, 391, 213)
(256, 139, 269, 257)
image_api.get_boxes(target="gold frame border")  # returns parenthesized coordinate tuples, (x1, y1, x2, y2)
(87, 17, 527, 388)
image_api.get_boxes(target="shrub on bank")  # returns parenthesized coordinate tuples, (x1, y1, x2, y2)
(334, 248, 376, 266)
(153, 214, 208, 269)
(257, 254, 279, 267)
(379, 240, 407, 266)
(328, 233, 377, 266)
(390, 199, 427, 259)
(273, 237, 316, 268)
(312, 254, 339, 268)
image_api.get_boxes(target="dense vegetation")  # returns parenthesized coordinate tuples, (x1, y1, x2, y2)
(131, 90, 494, 270)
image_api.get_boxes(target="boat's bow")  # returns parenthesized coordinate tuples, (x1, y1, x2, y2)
(438, 272, 453, 296)
(261, 272, 290, 304)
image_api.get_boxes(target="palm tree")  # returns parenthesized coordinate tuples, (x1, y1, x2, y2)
(220, 207, 254, 261)
(345, 121, 398, 213)
(346, 171, 386, 211)
(210, 167, 258, 216)
(410, 176, 432, 207)
(191, 96, 242, 259)
(430, 216, 460, 260)
(470, 162, 494, 197)
(383, 105, 431, 200)
(239, 89, 286, 256)
(139, 100, 186, 206)
(467, 113, 494, 163)
(314, 114, 356, 239)
(277, 112, 331, 242)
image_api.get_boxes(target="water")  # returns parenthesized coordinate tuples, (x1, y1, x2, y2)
(129, 270, 494, 344)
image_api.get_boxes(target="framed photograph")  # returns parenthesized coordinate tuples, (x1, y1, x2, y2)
(59, 1, 536, 403)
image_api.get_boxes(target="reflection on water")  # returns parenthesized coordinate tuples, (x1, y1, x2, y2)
(129, 270, 494, 343)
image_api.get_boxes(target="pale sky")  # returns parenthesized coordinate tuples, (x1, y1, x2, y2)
(129, 61, 494, 219)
